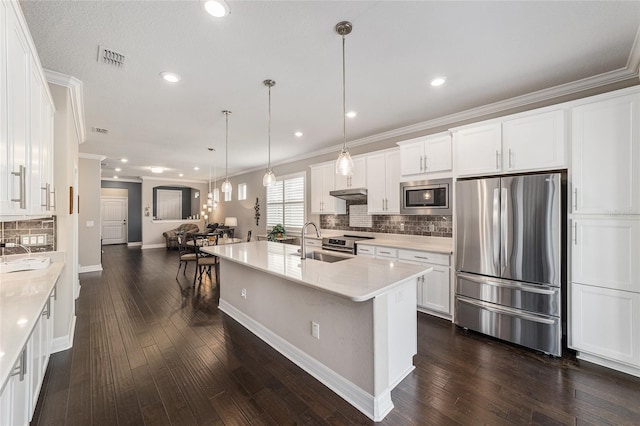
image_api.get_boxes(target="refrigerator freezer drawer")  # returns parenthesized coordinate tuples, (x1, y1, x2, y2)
(456, 272, 560, 317)
(455, 296, 561, 356)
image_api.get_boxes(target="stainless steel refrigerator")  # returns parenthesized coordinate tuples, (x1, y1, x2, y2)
(455, 173, 564, 356)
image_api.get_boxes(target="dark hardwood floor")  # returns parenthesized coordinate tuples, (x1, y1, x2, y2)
(31, 244, 640, 425)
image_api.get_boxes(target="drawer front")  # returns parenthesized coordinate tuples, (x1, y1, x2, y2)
(455, 296, 561, 356)
(398, 249, 450, 266)
(456, 272, 560, 317)
(357, 244, 375, 256)
(375, 247, 398, 258)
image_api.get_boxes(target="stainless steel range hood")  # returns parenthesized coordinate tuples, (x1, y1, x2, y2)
(329, 188, 367, 201)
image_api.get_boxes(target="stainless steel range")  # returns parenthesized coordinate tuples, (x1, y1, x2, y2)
(322, 235, 374, 255)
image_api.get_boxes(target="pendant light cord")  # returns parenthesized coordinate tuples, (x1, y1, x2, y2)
(342, 34, 347, 151)
(268, 84, 272, 169)
(224, 111, 229, 180)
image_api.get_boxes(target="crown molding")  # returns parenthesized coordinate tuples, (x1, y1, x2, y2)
(45, 69, 87, 144)
(627, 26, 640, 75)
(139, 176, 207, 184)
(79, 153, 106, 161)
(101, 177, 142, 184)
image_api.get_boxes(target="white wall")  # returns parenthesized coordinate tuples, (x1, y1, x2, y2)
(78, 157, 102, 268)
(50, 82, 78, 348)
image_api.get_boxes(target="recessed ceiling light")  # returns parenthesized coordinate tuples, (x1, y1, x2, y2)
(115, 167, 121, 172)
(121, 158, 128, 163)
(160, 72, 181, 83)
(179, 173, 184, 177)
(430, 77, 446, 87)
(113, 175, 119, 179)
(194, 166, 200, 171)
(202, 0, 230, 17)
(150, 167, 164, 174)
(346, 111, 357, 118)
(294, 131, 303, 137)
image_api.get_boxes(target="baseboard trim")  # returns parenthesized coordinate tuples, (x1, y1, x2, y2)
(78, 264, 102, 273)
(141, 243, 166, 250)
(218, 299, 394, 422)
(51, 315, 76, 354)
(577, 351, 640, 378)
(127, 241, 142, 247)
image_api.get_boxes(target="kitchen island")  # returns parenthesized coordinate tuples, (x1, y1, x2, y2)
(201, 241, 432, 421)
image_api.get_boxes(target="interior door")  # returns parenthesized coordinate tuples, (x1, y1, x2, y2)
(455, 177, 501, 277)
(101, 196, 127, 245)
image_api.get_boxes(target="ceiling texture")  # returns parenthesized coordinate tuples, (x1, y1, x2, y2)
(20, 1, 640, 181)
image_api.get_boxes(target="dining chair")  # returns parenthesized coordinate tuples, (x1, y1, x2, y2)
(195, 234, 219, 287)
(176, 231, 197, 281)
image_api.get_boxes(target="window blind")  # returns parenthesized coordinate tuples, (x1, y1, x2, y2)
(266, 173, 305, 232)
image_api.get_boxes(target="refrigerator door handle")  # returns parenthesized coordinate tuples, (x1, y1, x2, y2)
(457, 296, 557, 325)
(492, 188, 501, 270)
(500, 187, 508, 274)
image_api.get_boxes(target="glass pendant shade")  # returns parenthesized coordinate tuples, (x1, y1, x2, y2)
(221, 179, 232, 193)
(263, 168, 276, 186)
(335, 147, 354, 176)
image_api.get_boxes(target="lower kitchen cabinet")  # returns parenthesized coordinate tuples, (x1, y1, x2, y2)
(417, 265, 450, 315)
(571, 283, 640, 374)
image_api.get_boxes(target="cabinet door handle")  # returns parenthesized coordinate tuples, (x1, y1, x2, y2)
(50, 186, 56, 210)
(11, 347, 27, 381)
(414, 255, 430, 260)
(41, 185, 48, 207)
(424, 156, 429, 171)
(508, 148, 513, 168)
(11, 165, 26, 209)
(573, 222, 578, 245)
(573, 188, 578, 211)
(495, 151, 500, 169)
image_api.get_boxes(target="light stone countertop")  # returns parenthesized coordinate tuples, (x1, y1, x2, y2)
(201, 241, 431, 302)
(302, 230, 453, 254)
(0, 260, 63, 392)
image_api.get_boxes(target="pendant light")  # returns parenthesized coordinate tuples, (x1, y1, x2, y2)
(221, 110, 232, 193)
(263, 79, 277, 187)
(207, 147, 217, 210)
(335, 20, 354, 176)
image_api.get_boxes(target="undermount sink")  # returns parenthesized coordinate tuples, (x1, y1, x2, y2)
(292, 251, 351, 263)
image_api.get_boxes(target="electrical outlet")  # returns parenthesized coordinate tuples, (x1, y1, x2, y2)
(400, 222, 404, 231)
(311, 321, 320, 339)
(241, 288, 247, 299)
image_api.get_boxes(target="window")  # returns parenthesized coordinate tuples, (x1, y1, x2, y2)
(224, 190, 231, 202)
(238, 183, 247, 201)
(266, 172, 305, 233)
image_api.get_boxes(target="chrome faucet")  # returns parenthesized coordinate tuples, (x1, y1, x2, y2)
(300, 221, 321, 260)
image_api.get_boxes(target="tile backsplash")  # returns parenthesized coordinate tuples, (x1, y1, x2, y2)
(0, 217, 57, 255)
(320, 202, 452, 237)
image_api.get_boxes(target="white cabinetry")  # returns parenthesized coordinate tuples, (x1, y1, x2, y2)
(398, 132, 452, 178)
(453, 109, 566, 177)
(397, 249, 451, 318)
(366, 149, 400, 214)
(0, 1, 55, 216)
(335, 156, 366, 190)
(571, 92, 640, 215)
(571, 283, 640, 370)
(310, 163, 346, 215)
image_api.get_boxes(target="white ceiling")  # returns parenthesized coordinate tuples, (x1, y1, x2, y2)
(20, 1, 640, 181)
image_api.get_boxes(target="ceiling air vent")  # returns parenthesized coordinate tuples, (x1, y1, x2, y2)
(97, 45, 126, 69)
(92, 127, 109, 134)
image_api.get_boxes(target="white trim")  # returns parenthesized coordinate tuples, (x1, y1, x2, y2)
(141, 243, 167, 250)
(140, 176, 207, 184)
(44, 69, 86, 143)
(75, 283, 81, 300)
(79, 153, 106, 161)
(102, 177, 142, 183)
(219, 300, 396, 422)
(79, 264, 103, 273)
(51, 315, 76, 353)
(127, 241, 142, 247)
(577, 351, 640, 378)
(627, 26, 640, 74)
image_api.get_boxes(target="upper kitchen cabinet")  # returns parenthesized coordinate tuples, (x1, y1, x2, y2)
(571, 90, 640, 215)
(0, 1, 55, 217)
(453, 109, 566, 177)
(452, 122, 502, 177)
(398, 132, 452, 179)
(502, 109, 565, 172)
(335, 156, 366, 190)
(366, 149, 400, 214)
(310, 162, 346, 215)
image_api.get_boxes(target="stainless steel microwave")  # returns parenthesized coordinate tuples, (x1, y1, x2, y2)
(400, 178, 452, 215)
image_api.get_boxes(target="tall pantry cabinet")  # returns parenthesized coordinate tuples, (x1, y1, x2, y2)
(569, 88, 640, 377)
